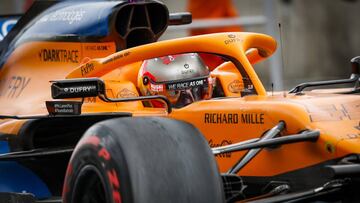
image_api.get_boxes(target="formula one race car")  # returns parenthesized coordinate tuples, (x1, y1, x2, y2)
(0, 1, 359, 203)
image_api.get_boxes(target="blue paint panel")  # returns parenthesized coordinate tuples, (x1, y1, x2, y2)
(0, 141, 9, 154)
(0, 17, 19, 41)
(0, 161, 51, 199)
(20, 2, 122, 38)
(0, 142, 51, 199)
(1, 1, 126, 69)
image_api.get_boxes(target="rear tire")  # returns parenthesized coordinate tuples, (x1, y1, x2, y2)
(62, 117, 224, 203)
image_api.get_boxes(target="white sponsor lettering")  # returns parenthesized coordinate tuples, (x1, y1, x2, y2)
(54, 103, 73, 108)
(68, 86, 95, 93)
(39, 9, 86, 25)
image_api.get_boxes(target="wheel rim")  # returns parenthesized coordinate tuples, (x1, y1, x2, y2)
(72, 165, 109, 203)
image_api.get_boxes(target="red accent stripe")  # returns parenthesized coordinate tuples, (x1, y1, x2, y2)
(142, 72, 157, 82)
(108, 169, 122, 203)
(81, 136, 100, 146)
(98, 147, 111, 160)
(62, 163, 73, 202)
(108, 169, 120, 188)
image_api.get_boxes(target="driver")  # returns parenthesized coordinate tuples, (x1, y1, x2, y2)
(138, 53, 214, 108)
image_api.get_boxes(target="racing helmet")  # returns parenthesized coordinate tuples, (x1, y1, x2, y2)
(138, 53, 213, 108)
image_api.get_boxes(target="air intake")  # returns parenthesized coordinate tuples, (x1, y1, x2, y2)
(114, 2, 169, 49)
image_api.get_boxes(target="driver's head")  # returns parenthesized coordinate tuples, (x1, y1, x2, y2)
(138, 53, 213, 108)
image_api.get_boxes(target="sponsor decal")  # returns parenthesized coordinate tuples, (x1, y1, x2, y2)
(117, 88, 137, 98)
(159, 55, 177, 65)
(85, 97, 97, 103)
(209, 139, 232, 158)
(39, 49, 79, 63)
(181, 66, 195, 75)
(80, 63, 94, 76)
(103, 51, 130, 64)
(0, 76, 31, 98)
(84, 45, 111, 51)
(240, 113, 264, 124)
(346, 133, 360, 139)
(180, 63, 195, 75)
(205, 113, 239, 124)
(166, 78, 207, 91)
(39, 9, 86, 25)
(150, 83, 164, 92)
(63, 85, 97, 93)
(53, 103, 77, 113)
(204, 113, 264, 124)
(306, 102, 360, 122)
(228, 80, 244, 93)
(224, 34, 243, 45)
(46, 101, 82, 115)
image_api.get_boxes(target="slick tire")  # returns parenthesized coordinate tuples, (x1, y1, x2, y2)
(62, 117, 224, 203)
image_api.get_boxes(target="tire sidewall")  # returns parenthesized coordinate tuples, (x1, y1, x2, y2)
(63, 117, 224, 203)
(63, 128, 127, 203)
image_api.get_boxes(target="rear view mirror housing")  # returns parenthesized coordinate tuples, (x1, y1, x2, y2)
(51, 78, 105, 99)
(49, 77, 172, 114)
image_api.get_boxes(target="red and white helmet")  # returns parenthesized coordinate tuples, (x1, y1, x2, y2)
(138, 53, 213, 108)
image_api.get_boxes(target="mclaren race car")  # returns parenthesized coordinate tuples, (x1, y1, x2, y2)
(0, 0, 359, 203)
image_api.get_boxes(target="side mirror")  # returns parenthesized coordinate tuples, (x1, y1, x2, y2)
(169, 12, 192, 25)
(351, 56, 360, 76)
(351, 56, 360, 89)
(49, 78, 172, 115)
(51, 78, 105, 99)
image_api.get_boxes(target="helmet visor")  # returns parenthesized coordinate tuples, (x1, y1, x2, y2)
(148, 76, 213, 107)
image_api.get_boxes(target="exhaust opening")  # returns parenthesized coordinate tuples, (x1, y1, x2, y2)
(126, 28, 154, 48)
(147, 3, 168, 34)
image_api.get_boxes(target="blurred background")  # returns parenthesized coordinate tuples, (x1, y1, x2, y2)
(0, 0, 359, 90)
